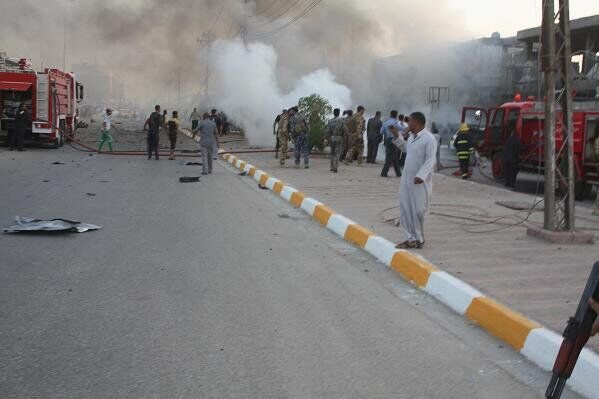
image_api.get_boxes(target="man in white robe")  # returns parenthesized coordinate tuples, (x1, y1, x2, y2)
(391, 112, 437, 249)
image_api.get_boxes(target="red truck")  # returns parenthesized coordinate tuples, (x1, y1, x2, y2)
(0, 54, 83, 148)
(460, 98, 599, 199)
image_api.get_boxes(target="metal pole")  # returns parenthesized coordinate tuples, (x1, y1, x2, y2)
(63, 0, 67, 70)
(558, 0, 575, 230)
(542, 0, 556, 230)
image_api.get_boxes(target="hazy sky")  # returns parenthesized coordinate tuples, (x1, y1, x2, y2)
(448, 0, 599, 38)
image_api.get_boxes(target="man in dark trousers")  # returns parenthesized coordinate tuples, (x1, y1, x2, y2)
(144, 105, 162, 160)
(503, 130, 522, 188)
(10, 104, 30, 151)
(380, 110, 402, 177)
(366, 111, 383, 163)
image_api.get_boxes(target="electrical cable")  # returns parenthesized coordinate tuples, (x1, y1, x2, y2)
(249, 0, 324, 40)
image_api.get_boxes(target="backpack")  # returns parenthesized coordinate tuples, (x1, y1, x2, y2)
(293, 116, 307, 135)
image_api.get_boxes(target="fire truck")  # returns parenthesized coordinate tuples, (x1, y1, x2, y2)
(460, 98, 599, 199)
(0, 53, 83, 148)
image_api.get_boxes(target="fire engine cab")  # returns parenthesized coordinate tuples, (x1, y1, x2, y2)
(0, 52, 83, 148)
(461, 97, 599, 199)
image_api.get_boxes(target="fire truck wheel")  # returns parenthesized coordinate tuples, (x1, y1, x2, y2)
(492, 151, 504, 180)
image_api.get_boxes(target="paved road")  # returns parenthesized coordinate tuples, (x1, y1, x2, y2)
(0, 144, 580, 398)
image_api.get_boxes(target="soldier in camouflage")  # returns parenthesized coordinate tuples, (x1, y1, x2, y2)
(345, 105, 366, 165)
(339, 109, 353, 161)
(325, 108, 348, 173)
(277, 109, 289, 167)
(289, 106, 310, 169)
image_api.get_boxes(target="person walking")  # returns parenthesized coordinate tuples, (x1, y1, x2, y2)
(289, 107, 310, 169)
(366, 111, 383, 163)
(391, 112, 437, 249)
(10, 104, 30, 151)
(431, 122, 442, 170)
(277, 109, 290, 167)
(454, 123, 474, 179)
(194, 113, 218, 175)
(273, 110, 286, 159)
(380, 110, 402, 177)
(189, 107, 201, 131)
(345, 105, 366, 165)
(324, 108, 348, 173)
(144, 105, 162, 160)
(503, 130, 522, 189)
(339, 110, 353, 162)
(98, 108, 113, 152)
(167, 110, 180, 160)
(161, 110, 168, 131)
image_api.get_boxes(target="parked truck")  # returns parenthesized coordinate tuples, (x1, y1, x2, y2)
(460, 97, 599, 199)
(0, 53, 83, 148)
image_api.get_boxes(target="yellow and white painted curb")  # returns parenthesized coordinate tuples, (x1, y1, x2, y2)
(222, 152, 599, 399)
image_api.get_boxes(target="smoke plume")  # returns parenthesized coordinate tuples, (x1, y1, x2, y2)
(0, 0, 474, 140)
(206, 38, 351, 146)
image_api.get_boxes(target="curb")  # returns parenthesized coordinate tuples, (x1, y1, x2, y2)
(221, 153, 599, 399)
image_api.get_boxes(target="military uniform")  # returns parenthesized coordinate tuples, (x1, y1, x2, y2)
(345, 113, 365, 165)
(325, 116, 348, 172)
(278, 113, 289, 166)
(290, 113, 309, 168)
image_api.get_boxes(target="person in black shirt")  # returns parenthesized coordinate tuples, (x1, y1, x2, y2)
(144, 104, 162, 160)
(10, 104, 30, 151)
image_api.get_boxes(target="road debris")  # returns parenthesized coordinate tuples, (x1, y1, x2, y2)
(4, 216, 102, 233)
(86, 193, 96, 197)
(52, 161, 65, 165)
(185, 162, 202, 166)
(179, 176, 200, 183)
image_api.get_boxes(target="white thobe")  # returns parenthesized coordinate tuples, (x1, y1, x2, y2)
(393, 129, 437, 243)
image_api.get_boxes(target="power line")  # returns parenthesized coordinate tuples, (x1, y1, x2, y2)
(249, 0, 324, 40)
(249, 0, 281, 18)
(249, 0, 306, 29)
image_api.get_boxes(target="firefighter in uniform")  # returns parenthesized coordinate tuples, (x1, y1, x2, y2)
(454, 123, 474, 179)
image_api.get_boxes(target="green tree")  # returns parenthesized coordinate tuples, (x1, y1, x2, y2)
(297, 94, 332, 151)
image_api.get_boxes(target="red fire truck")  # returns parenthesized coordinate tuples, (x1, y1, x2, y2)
(0, 54, 83, 148)
(460, 98, 599, 199)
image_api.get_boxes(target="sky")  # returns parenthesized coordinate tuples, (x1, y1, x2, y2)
(448, 0, 599, 38)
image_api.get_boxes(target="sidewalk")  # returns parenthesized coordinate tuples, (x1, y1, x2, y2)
(224, 140, 599, 353)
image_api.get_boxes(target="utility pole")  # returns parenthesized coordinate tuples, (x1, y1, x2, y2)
(540, 0, 575, 232)
(541, 0, 557, 230)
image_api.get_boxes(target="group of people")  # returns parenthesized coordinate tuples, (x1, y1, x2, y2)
(273, 106, 311, 169)
(97, 105, 222, 175)
(276, 105, 437, 249)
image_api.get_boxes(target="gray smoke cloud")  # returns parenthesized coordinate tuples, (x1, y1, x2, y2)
(0, 0, 473, 131)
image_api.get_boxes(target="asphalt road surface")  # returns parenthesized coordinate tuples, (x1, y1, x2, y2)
(0, 144, 581, 398)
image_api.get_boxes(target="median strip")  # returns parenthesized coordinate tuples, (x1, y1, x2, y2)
(220, 151, 599, 399)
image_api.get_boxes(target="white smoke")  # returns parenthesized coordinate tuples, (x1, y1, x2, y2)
(206, 38, 352, 146)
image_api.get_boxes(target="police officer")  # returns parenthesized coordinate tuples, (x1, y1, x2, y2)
(366, 111, 383, 163)
(324, 108, 348, 173)
(454, 123, 474, 179)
